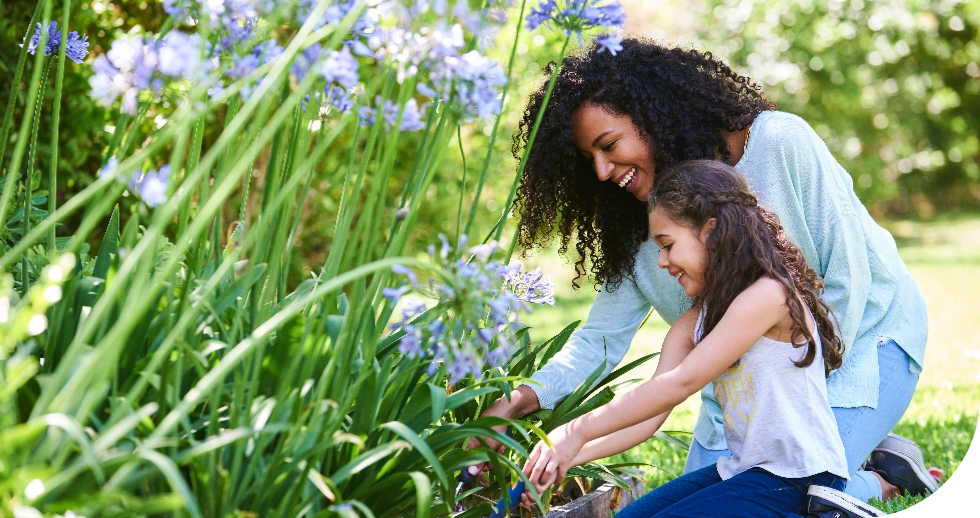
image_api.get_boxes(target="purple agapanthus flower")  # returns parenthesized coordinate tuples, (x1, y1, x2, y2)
(326, 85, 354, 114)
(526, 0, 558, 30)
(398, 325, 424, 357)
(524, 0, 626, 41)
(98, 157, 120, 181)
(358, 105, 376, 126)
(379, 97, 426, 131)
(89, 35, 154, 114)
(321, 46, 359, 90)
(291, 43, 323, 83)
(24, 22, 90, 64)
(595, 33, 623, 55)
(500, 264, 557, 306)
(417, 45, 504, 122)
(158, 30, 206, 79)
(134, 164, 171, 207)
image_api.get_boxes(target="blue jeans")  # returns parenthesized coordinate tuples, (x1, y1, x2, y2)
(617, 465, 846, 518)
(684, 339, 919, 502)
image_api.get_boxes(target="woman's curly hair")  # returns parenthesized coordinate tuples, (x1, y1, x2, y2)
(650, 160, 844, 376)
(513, 37, 776, 289)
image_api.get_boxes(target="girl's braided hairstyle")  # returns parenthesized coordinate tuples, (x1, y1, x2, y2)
(650, 160, 844, 375)
(512, 37, 775, 289)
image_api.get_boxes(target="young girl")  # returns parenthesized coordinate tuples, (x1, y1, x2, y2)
(521, 160, 856, 517)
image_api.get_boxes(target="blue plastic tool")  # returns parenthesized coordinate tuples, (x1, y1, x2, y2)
(487, 480, 525, 518)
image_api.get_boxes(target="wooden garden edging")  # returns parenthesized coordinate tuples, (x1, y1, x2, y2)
(544, 477, 645, 518)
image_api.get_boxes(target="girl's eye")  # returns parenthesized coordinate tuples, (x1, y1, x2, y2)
(661, 244, 672, 251)
(601, 140, 617, 152)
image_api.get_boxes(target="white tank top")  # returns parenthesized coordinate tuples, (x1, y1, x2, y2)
(696, 307, 850, 480)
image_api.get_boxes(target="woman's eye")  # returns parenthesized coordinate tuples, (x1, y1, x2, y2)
(601, 140, 617, 151)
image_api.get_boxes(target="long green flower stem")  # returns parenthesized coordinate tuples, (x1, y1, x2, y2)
(28, 0, 343, 418)
(3, 0, 351, 274)
(52, 8, 356, 422)
(48, 0, 73, 257)
(21, 59, 52, 295)
(500, 34, 573, 261)
(464, 0, 529, 239)
(0, 2, 43, 178)
(101, 256, 437, 502)
(0, 0, 52, 244)
(119, 118, 350, 415)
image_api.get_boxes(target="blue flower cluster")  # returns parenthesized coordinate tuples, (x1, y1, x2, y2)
(89, 31, 210, 114)
(385, 236, 556, 384)
(99, 158, 172, 207)
(85, 1, 509, 124)
(24, 21, 90, 64)
(500, 265, 557, 306)
(525, 0, 626, 53)
(358, 96, 426, 131)
(365, 23, 504, 122)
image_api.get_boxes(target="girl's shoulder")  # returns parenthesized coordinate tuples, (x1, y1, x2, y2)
(736, 276, 788, 308)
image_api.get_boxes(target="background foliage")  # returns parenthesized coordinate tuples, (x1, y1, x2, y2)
(624, 0, 980, 217)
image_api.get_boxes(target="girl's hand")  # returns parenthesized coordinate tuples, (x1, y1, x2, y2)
(522, 424, 584, 494)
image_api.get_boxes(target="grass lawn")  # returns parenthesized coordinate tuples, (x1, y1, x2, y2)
(519, 213, 980, 514)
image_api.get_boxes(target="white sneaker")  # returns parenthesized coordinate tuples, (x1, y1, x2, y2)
(804, 485, 885, 518)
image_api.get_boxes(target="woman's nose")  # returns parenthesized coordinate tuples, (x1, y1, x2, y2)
(657, 250, 669, 268)
(593, 155, 615, 181)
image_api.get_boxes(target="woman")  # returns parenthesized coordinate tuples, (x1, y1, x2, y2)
(470, 37, 935, 505)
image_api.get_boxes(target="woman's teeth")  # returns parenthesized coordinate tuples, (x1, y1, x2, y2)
(618, 168, 636, 188)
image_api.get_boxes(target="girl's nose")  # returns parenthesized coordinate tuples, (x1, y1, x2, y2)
(593, 155, 615, 181)
(657, 249, 669, 269)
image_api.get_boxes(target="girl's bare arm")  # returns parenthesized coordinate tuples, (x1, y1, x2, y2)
(570, 308, 699, 465)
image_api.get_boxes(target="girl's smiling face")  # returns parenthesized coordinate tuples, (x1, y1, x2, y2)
(649, 207, 715, 297)
(571, 103, 657, 202)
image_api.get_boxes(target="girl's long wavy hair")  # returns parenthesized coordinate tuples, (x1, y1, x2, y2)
(649, 161, 844, 375)
(513, 37, 775, 289)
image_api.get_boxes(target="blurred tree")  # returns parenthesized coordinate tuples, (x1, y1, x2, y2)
(689, 0, 980, 217)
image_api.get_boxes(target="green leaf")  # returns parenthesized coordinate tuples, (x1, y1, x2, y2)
(428, 383, 446, 423)
(537, 320, 580, 370)
(380, 421, 451, 505)
(653, 430, 691, 451)
(331, 440, 411, 484)
(590, 352, 659, 398)
(407, 471, 432, 518)
(138, 449, 204, 518)
(550, 386, 616, 429)
(92, 205, 119, 281)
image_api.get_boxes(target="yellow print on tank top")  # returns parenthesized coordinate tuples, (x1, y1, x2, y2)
(714, 361, 758, 441)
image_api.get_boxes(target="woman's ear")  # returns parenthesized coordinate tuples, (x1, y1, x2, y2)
(700, 218, 717, 243)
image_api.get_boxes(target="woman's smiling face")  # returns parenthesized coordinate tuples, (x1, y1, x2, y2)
(571, 102, 657, 202)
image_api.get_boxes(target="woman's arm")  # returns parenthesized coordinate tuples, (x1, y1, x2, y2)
(467, 274, 656, 472)
(523, 279, 788, 492)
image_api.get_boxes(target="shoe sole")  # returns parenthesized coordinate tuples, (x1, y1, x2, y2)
(873, 443, 940, 494)
(807, 485, 885, 517)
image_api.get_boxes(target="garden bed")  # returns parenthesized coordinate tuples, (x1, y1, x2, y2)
(544, 476, 644, 518)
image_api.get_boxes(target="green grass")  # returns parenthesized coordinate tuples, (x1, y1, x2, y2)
(520, 214, 980, 514)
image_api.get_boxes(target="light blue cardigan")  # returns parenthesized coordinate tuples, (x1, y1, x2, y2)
(525, 111, 928, 450)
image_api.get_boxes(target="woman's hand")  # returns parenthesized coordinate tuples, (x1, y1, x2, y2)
(463, 385, 540, 476)
(522, 424, 585, 495)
